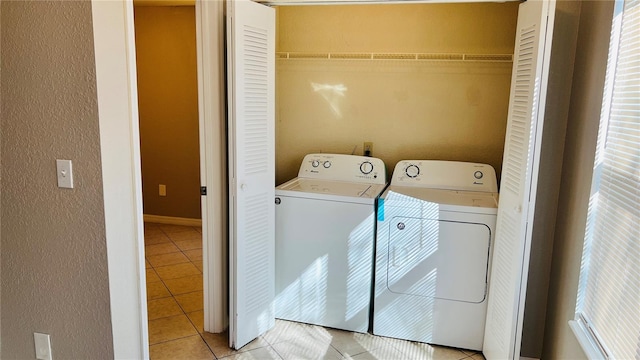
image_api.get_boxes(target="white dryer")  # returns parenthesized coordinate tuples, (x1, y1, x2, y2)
(373, 160, 498, 351)
(275, 153, 387, 333)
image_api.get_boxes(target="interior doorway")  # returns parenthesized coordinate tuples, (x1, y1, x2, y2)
(132, 4, 206, 352)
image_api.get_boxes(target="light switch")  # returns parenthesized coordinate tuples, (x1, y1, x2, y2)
(56, 159, 74, 189)
(34, 332, 52, 360)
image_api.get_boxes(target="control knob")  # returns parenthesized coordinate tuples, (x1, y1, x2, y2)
(360, 161, 374, 174)
(312, 160, 320, 168)
(405, 164, 420, 178)
(323, 161, 331, 168)
(474, 171, 484, 179)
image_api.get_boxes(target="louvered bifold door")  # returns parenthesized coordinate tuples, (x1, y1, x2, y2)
(482, 1, 554, 359)
(227, 0, 276, 350)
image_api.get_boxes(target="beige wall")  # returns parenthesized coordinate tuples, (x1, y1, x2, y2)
(274, 3, 519, 184)
(0, 1, 114, 358)
(134, 6, 201, 219)
(543, 1, 615, 359)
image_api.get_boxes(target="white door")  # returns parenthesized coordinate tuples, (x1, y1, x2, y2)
(483, 0, 555, 359)
(227, 0, 276, 350)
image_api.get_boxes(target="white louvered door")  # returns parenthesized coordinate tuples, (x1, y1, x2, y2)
(483, 1, 555, 359)
(227, 0, 276, 350)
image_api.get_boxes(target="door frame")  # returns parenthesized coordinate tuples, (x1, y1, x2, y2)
(196, 0, 228, 333)
(93, 0, 546, 357)
(92, 1, 227, 358)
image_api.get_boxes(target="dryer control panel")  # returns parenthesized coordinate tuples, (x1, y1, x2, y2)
(298, 153, 386, 184)
(391, 160, 497, 192)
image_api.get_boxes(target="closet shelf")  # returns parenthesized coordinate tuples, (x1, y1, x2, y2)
(276, 52, 513, 62)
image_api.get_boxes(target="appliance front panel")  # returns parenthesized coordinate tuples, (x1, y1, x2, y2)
(275, 195, 375, 332)
(386, 217, 490, 303)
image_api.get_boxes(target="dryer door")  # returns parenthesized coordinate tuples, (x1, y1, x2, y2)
(386, 216, 490, 303)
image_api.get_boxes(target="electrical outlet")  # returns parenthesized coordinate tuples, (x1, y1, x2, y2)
(363, 142, 373, 157)
(159, 184, 167, 197)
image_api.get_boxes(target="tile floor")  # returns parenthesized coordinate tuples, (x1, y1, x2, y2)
(144, 222, 486, 360)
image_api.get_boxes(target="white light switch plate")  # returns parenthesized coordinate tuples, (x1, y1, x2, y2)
(56, 159, 73, 188)
(34, 332, 52, 360)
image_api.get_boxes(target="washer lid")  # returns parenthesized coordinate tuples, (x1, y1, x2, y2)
(277, 178, 387, 202)
(382, 186, 498, 214)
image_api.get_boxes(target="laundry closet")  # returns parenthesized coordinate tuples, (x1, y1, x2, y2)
(226, 1, 579, 359)
(273, 3, 519, 185)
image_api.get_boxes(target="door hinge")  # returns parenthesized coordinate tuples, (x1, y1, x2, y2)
(200, 186, 207, 196)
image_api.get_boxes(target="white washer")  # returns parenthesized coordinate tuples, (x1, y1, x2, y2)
(373, 160, 498, 351)
(275, 153, 387, 333)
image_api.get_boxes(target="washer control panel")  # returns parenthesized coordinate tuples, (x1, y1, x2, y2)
(298, 153, 386, 184)
(391, 160, 498, 193)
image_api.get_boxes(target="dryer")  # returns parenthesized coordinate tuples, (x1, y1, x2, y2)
(275, 153, 387, 333)
(373, 160, 498, 351)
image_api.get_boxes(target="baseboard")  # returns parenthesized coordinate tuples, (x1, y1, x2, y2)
(143, 214, 202, 227)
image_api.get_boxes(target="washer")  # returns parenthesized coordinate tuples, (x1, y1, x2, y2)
(373, 160, 498, 351)
(275, 153, 387, 333)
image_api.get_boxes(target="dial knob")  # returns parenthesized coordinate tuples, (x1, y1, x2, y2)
(311, 160, 320, 168)
(360, 161, 374, 174)
(405, 164, 420, 178)
(474, 171, 484, 179)
(323, 161, 331, 168)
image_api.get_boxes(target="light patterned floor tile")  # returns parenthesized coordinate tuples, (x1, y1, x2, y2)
(149, 335, 214, 360)
(468, 354, 485, 360)
(193, 260, 204, 272)
(146, 281, 171, 300)
(148, 314, 198, 344)
(161, 224, 198, 234)
(147, 297, 183, 320)
(145, 243, 180, 256)
(202, 331, 270, 358)
(272, 340, 344, 360)
(218, 345, 283, 360)
(154, 262, 201, 281)
(186, 310, 204, 333)
(169, 230, 202, 242)
(326, 329, 389, 358)
(175, 291, 203, 313)
(175, 238, 203, 251)
(385, 338, 470, 360)
(147, 252, 190, 267)
(145, 234, 173, 245)
(144, 226, 165, 238)
(146, 268, 161, 283)
(164, 274, 203, 295)
(263, 320, 322, 346)
(348, 345, 405, 360)
(184, 248, 203, 262)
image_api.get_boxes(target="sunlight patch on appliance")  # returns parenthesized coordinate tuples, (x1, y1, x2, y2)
(311, 82, 347, 118)
(374, 280, 437, 341)
(275, 254, 329, 323)
(345, 213, 375, 321)
(384, 191, 441, 295)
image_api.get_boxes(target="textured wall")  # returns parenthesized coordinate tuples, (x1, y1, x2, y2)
(274, 3, 518, 184)
(0, 2, 114, 359)
(542, 1, 614, 359)
(134, 6, 201, 219)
